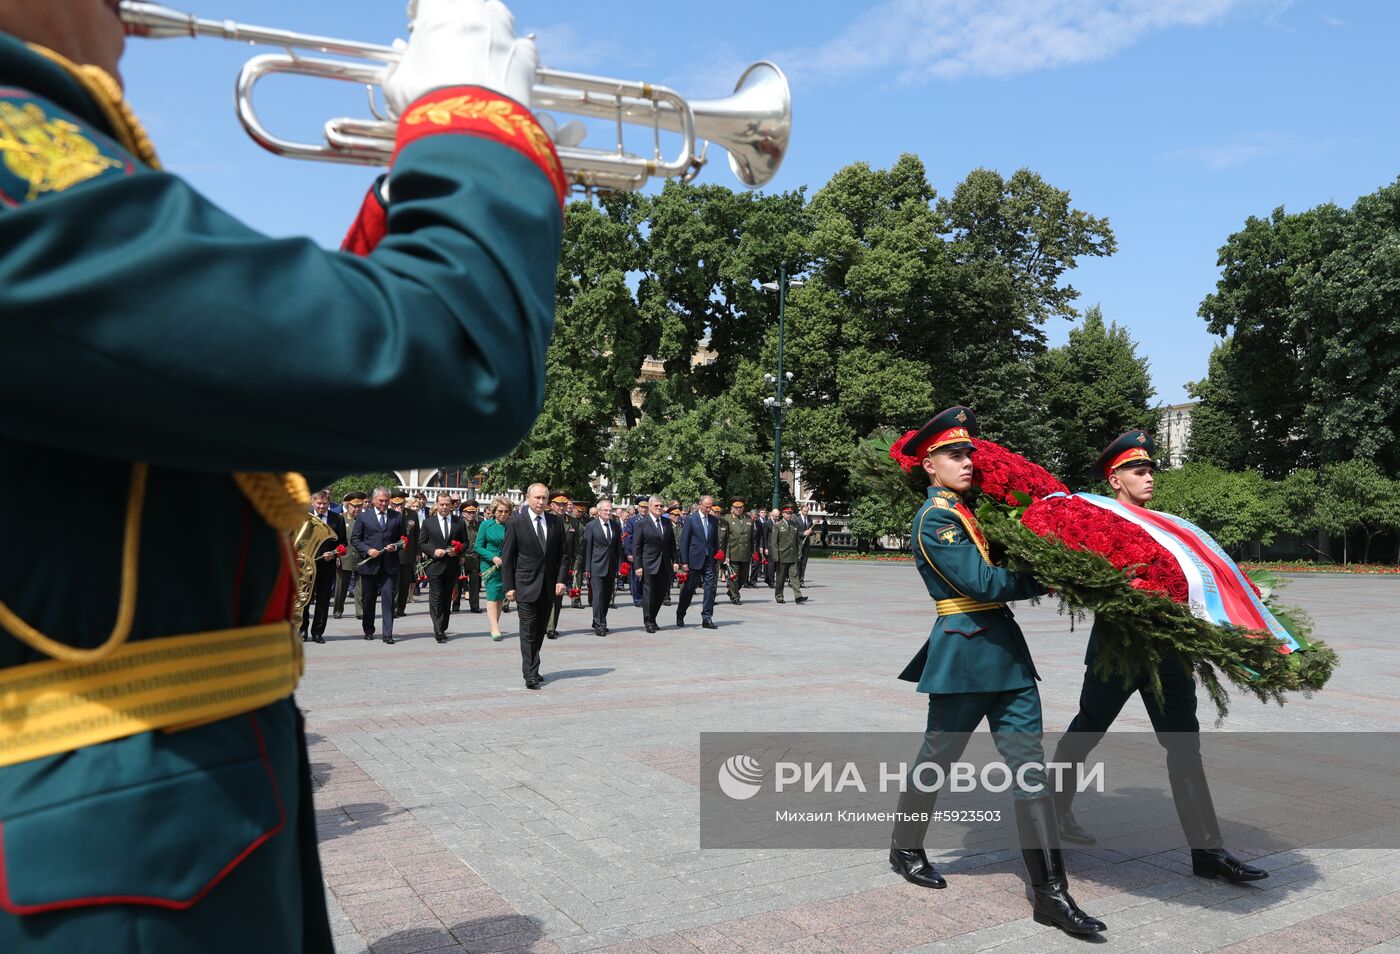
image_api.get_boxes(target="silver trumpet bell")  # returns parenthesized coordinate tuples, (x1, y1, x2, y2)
(118, 1, 791, 193)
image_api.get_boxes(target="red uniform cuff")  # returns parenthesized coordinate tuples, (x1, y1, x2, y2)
(393, 85, 569, 208)
(340, 177, 388, 256)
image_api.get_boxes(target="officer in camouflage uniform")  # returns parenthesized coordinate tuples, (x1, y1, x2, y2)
(887, 407, 1104, 937)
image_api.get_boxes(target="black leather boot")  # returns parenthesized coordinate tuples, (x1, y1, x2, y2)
(1171, 762, 1268, 882)
(1017, 797, 1106, 935)
(889, 848, 946, 889)
(1051, 787, 1096, 846)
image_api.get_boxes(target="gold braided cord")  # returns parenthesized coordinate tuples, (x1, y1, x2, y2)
(233, 473, 314, 533)
(23, 43, 161, 169)
(0, 464, 146, 663)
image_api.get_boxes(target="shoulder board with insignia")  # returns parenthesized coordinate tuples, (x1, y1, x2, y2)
(932, 497, 951, 510)
(0, 92, 135, 208)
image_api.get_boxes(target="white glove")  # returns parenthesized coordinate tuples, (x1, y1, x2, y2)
(535, 112, 587, 148)
(384, 0, 537, 117)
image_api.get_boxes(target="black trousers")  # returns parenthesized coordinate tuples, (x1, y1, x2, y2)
(641, 570, 670, 627)
(517, 593, 551, 682)
(426, 572, 455, 637)
(1052, 659, 1221, 846)
(395, 562, 414, 613)
(359, 571, 396, 637)
(590, 575, 614, 630)
(763, 554, 774, 586)
(300, 560, 337, 637)
(798, 542, 811, 582)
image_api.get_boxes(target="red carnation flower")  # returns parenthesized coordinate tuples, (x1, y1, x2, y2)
(970, 439, 1069, 506)
(570, 586, 581, 598)
(715, 549, 726, 561)
(335, 544, 347, 556)
(619, 561, 631, 577)
(889, 429, 925, 474)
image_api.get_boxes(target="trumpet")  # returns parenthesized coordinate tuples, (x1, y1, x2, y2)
(119, 2, 791, 193)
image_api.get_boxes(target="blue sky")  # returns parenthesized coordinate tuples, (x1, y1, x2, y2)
(119, 0, 1397, 404)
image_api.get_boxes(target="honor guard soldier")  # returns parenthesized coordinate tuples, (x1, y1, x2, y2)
(1051, 431, 1267, 883)
(393, 492, 420, 617)
(335, 491, 368, 619)
(888, 407, 1105, 936)
(0, 0, 567, 948)
(455, 501, 483, 614)
(771, 506, 807, 604)
(544, 492, 578, 638)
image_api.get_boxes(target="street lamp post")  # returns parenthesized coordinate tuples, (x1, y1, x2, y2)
(761, 267, 805, 511)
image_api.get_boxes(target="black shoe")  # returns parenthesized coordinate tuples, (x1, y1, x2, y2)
(300, 632, 309, 642)
(332, 612, 343, 619)
(471, 608, 483, 614)
(394, 611, 406, 618)
(452, 604, 461, 612)
(355, 615, 362, 620)
(775, 599, 785, 604)
(645, 624, 659, 633)
(1058, 806, 1092, 846)
(889, 848, 946, 889)
(546, 630, 560, 640)
(1192, 849, 1268, 882)
(601, 627, 610, 637)
(312, 635, 326, 644)
(363, 633, 374, 640)
(383, 635, 396, 645)
(702, 619, 718, 630)
(664, 598, 672, 606)
(795, 596, 808, 604)
(526, 680, 541, 690)
(1017, 797, 1106, 936)
(676, 615, 686, 628)
(435, 635, 447, 643)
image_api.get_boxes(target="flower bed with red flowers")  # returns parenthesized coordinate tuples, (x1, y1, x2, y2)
(1240, 562, 1400, 575)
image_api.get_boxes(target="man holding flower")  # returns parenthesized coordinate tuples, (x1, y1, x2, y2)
(421, 492, 469, 644)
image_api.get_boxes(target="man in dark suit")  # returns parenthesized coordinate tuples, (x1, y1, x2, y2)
(299, 489, 346, 644)
(677, 493, 721, 630)
(633, 495, 677, 633)
(420, 491, 469, 643)
(754, 510, 773, 587)
(501, 482, 569, 689)
(352, 486, 407, 644)
(579, 496, 621, 636)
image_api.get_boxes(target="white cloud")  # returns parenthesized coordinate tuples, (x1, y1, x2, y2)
(783, 0, 1277, 85)
(528, 22, 636, 72)
(1166, 132, 1297, 169)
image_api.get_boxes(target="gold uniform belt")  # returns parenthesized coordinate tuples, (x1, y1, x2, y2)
(935, 597, 1005, 616)
(0, 623, 301, 768)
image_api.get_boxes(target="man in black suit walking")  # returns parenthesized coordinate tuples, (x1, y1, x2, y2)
(677, 493, 720, 630)
(634, 495, 676, 633)
(299, 489, 346, 644)
(420, 491, 468, 643)
(501, 482, 569, 689)
(579, 496, 621, 636)
(351, 486, 407, 644)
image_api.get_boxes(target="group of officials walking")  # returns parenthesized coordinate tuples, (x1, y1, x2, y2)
(295, 484, 823, 690)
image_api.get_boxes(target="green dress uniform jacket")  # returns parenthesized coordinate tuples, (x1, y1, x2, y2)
(898, 486, 1045, 694)
(0, 34, 562, 954)
(720, 514, 754, 563)
(460, 520, 482, 576)
(772, 519, 802, 564)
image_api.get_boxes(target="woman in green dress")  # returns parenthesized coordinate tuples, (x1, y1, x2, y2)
(476, 496, 512, 640)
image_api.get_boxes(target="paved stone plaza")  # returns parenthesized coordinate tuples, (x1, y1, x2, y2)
(299, 565, 1400, 954)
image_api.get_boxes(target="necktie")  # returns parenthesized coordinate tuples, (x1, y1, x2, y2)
(602, 520, 610, 542)
(378, 510, 385, 530)
(535, 515, 546, 548)
(441, 515, 449, 540)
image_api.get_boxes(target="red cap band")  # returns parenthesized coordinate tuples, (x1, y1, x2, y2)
(1108, 447, 1152, 472)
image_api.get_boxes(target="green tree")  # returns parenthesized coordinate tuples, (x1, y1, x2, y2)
(326, 472, 400, 501)
(1151, 464, 1288, 556)
(1315, 459, 1400, 564)
(1195, 180, 1400, 476)
(1038, 305, 1156, 485)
